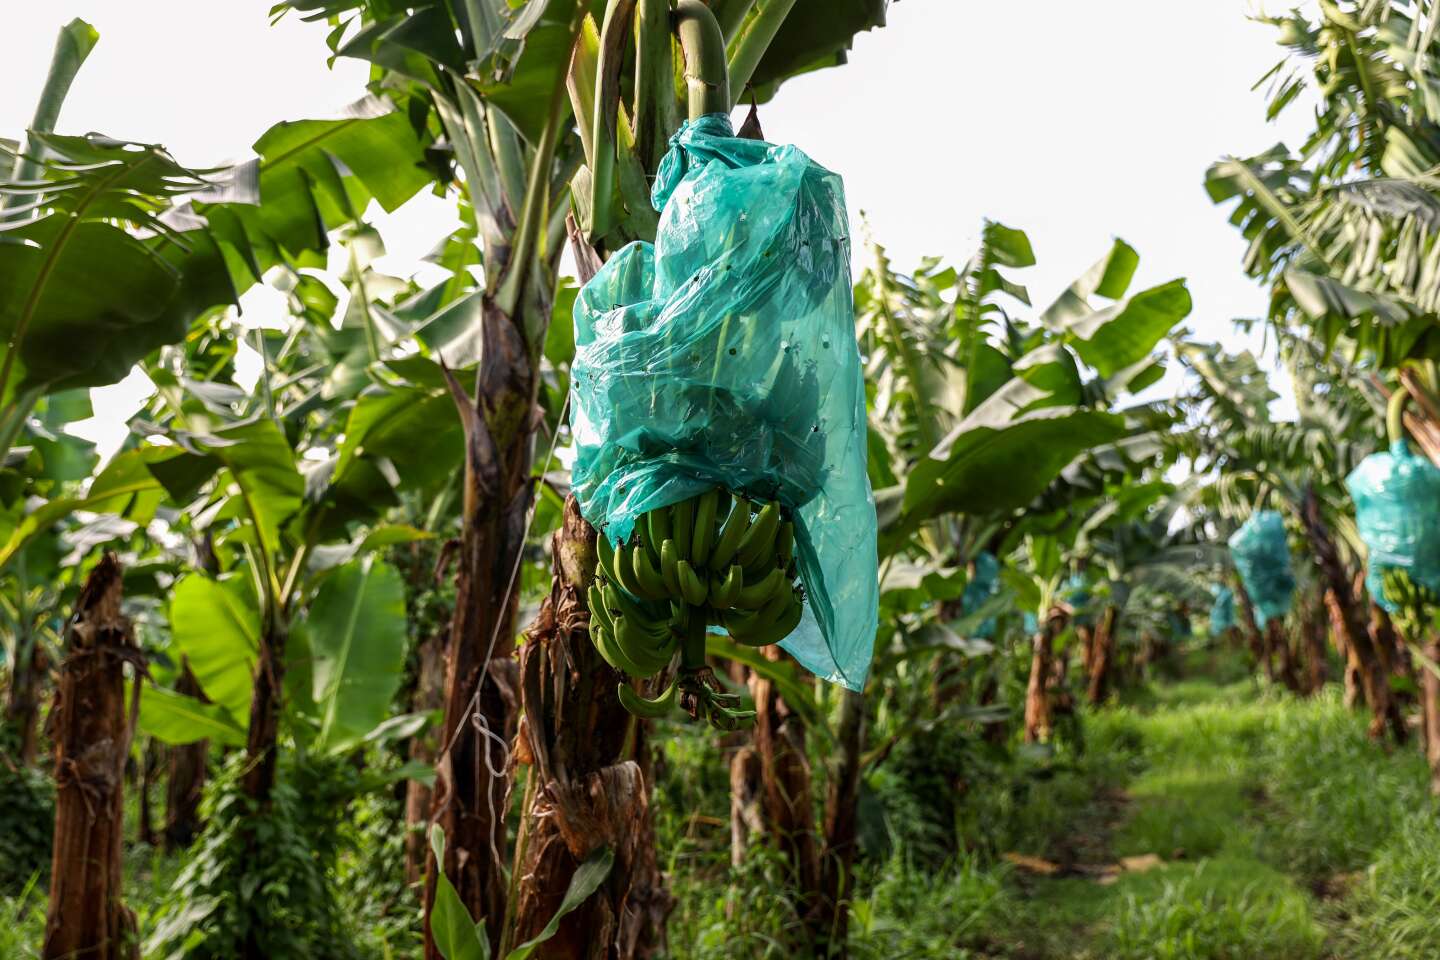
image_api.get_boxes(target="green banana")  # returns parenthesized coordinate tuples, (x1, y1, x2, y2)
(709, 498, 751, 571)
(709, 564, 743, 608)
(639, 527, 661, 566)
(596, 533, 621, 583)
(660, 539, 682, 596)
(678, 559, 709, 606)
(691, 489, 719, 566)
(632, 544, 670, 600)
(588, 585, 616, 635)
(725, 586, 797, 646)
(735, 501, 781, 569)
(744, 593, 803, 647)
(591, 618, 641, 675)
(603, 583, 668, 636)
(673, 497, 695, 560)
(734, 566, 786, 610)
(609, 541, 653, 599)
(647, 504, 673, 551)
(615, 616, 675, 674)
(617, 679, 677, 719)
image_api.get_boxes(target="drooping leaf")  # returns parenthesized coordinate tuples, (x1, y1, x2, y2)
(307, 556, 409, 753)
(428, 826, 492, 960)
(886, 382, 1127, 552)
(0, 96, 433, 407)
(0, 447, 165, 570)
(506, 845, 615, 960)
(1064, 279, 1192, 378)
(168, 575, 261, 725)
(138, 684, 246, 747)
(746, 0, 889, 99)
(1039, 239, 1141, 333)
(334, 380, 464, 494)
(202, 418, 305, 559)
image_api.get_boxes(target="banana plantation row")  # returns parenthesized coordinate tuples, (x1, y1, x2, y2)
(5, 2, 1440, 959)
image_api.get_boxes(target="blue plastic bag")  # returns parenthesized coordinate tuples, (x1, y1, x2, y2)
(1210, 584, 1235, 633)
(1345, 439, 1440, 611)
(961, 551, 999, 640)
(1227, 511, 1294, 626)
(1061, 571, 1093, 626)
(569, 114, 878, 690)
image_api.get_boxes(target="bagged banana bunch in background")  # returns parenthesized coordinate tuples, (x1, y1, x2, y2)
(1346, 439, 1440, 612)
(1209, 584, 1235, 634)
(570, 113, 877, 721)
(1227, 510, 1295, 627)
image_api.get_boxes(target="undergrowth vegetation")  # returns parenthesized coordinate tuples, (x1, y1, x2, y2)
(645, 643, 1440, 959)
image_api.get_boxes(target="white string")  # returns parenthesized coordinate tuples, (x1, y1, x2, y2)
(433, 389, 572, 872)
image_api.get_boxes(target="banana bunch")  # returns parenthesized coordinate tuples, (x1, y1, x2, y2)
(1382, 568, 1437, 640)
(588, 487, 804, 727)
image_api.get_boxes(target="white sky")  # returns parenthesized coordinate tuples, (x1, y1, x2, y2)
(4, 1, 1314, 455)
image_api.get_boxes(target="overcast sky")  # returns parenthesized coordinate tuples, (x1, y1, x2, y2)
(4, 2, 1315, 454)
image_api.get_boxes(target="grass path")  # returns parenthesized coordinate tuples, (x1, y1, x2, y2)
(986, 664, 1440, 959)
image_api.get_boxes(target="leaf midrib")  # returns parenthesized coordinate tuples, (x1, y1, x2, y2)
(320, 561, 371, 746)
(3, 151, 162, 401)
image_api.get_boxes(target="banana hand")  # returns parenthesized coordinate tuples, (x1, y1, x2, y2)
(735, 501, 781, 570)
(617, 679, 677, 719)
(673, 496, 695, 561)
(678, 559, 709, 606)
(733, 566, 786, 610)
(709, 497, 752, 571)
(691, 489, 720, 567)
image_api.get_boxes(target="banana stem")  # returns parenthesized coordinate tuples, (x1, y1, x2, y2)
(681, 610, 708, 670)
(674, 0, 730, 119)
(588, 0, 634, 241)
(3, 20, 97, 203)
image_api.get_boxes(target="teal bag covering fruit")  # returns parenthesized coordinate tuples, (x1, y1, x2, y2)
(1227, 511, 1294, 626)
(1346, 439, 1440, 611)
(569, 114, 878, 691)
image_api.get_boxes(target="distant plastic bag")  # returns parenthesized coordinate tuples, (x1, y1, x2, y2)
(1210, 584, 1235, 633)
(962, 551, 999, 640)
(1345, 439, 1440, 611)
(570, 114, 877, 690)
(1061, 572, 1093, 626)
(1227, 511, 1294, 626)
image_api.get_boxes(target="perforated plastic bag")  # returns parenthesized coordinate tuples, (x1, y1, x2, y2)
(1227, 511, 1294, 626)
(570, 114, 878, 691)
(1345, 439, 1440, 611)
(1210, 584, 1235, 633)
(962, 551, 999, 640)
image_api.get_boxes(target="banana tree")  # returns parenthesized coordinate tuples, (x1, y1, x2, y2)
(0, 18, 436, 576)
(1208, 1, 1440, 365)
(1175, 339, 1412, 736)
(863, 223, 1189, 718)
(271, 0, 892, 952)
(15, 229, 464, 954)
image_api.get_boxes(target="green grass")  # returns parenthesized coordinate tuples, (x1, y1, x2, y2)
(946, 659, 1440, 959)
(658, 648, 1440, 959)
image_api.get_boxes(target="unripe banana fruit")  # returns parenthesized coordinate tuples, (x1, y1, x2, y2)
(587, 487, 807, 729)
